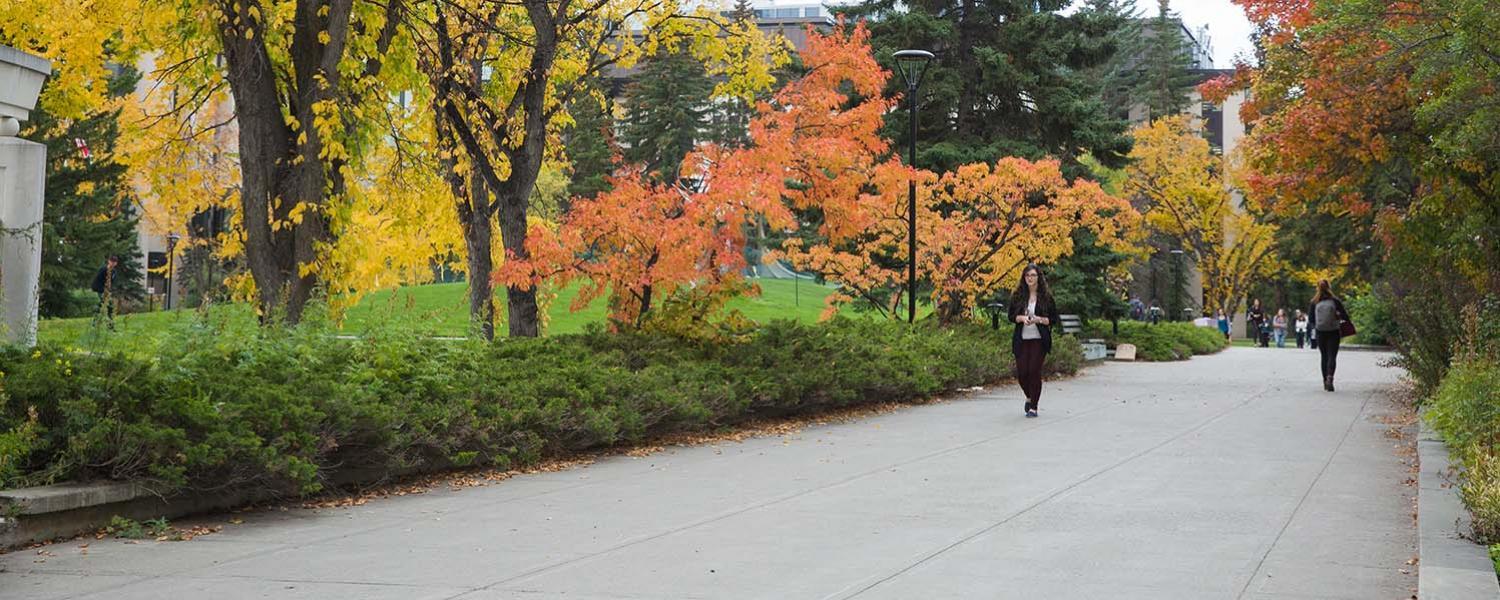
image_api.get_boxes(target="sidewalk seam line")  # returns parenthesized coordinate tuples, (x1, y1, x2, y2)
(1232, 385, 1377, 600)
(446, 384, 1128, 598)
(831, 382, 1275, 600)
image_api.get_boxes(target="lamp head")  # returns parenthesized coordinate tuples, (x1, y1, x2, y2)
(892, 49, 934, 90)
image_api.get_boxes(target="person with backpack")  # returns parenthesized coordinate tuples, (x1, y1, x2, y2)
(1307, 280, 1355, 391)
(91, 255, 119, 330)
(1009, 265, 1061, 418)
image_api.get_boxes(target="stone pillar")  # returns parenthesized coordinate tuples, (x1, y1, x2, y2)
(0, 45, 52, 347)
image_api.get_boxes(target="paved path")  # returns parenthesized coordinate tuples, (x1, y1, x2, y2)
(2, 347, 1417, 600)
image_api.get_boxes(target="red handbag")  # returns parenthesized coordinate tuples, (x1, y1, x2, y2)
(1339, 320, 1357, 339)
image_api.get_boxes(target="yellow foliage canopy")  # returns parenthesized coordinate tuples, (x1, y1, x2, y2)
(1125, 116, 1279, 316)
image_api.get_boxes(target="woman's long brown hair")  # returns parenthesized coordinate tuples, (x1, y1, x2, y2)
(1311, 279, 1336, 304)
(1011, 264, 1053, 308)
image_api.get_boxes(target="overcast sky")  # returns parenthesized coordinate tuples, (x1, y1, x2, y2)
(1170, 0, 1257, 68)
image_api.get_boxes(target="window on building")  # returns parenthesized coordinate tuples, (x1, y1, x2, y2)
(146, 252, 167, 295)
(1202, 101, 1224, 154)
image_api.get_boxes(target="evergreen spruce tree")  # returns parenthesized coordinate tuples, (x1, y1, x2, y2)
(619, 49, 714, 186)
(30, 68, 145, 318)
(1135, 0, 1200, 120)
(842, 0, 1134, 177)
(1049, 229, 1131, 321)
(563, 83, 616, 206)
(1079, 0, 1147, 119)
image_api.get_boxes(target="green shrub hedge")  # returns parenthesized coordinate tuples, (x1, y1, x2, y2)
(1081, 320, 1228, 361)
(0, 317, 1081, 495)
(1426, 358, 1500, 542)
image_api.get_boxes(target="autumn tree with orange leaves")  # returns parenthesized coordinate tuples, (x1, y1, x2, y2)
(1205, 0, 1500, 390)
(502, 23, 1139, 329)
(761, 29, 1139, 325)
(497, 24, 884, 330)
(780, 158, 1138, 325)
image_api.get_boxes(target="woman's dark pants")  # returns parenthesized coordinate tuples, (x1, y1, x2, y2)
(1016, 339, 1046, 404)
(1318, 332, 1341, 378)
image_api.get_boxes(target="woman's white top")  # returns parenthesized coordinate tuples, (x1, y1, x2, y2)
(1295, 317, 1308, 332)
(1022, 299, 1041, 340)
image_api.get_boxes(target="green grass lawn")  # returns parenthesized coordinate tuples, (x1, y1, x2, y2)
(37, 278, 851, 346)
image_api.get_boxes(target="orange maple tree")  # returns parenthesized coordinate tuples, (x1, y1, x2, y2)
(501, 22, 1139, 328)
(779, 158, 1137, 324)
(758, 28, 1139, 324)
(497, 23, 890, 329)
(1200, 0, 1419, 221)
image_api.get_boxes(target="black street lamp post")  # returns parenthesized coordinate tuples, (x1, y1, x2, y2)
(982, 300, 1007, 330)
(1169, 248, 1185, 321)
(893, 49, 933, 324)
(166, 232, 181, 310)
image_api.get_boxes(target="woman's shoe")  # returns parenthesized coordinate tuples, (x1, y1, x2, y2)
(1025, 408, 1038, 418)
(1323, 376, 1334, 392)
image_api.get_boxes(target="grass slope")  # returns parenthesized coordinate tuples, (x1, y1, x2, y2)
(37, 278, 848, 345)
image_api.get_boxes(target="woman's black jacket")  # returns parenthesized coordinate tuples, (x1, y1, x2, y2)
(1008, 296, 1062, 357)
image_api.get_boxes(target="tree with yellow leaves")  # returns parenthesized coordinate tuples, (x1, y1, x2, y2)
(4, 0, 419, 323)
(1125, 116, 1278, 319)
(5, 0, 783, 334)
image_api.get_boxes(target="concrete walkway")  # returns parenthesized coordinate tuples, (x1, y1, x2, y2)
(1, 347, 1417, 600)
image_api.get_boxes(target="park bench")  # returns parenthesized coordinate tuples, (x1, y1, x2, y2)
(1059, 314, 1083, 335)
(1059, 314, 1108, 360)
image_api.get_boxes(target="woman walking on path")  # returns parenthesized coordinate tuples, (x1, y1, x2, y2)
(1217, 310, 1231, 340)
(1294, 310, 1309, 348)
(1009, 265, 1060, 418)
(1273, 309, 1288, 348)
(1247, 299, 1267, 347)
(1308, 280, 1354, 391)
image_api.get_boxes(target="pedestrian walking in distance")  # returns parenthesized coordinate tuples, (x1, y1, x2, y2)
(1307, 280, 1354, 391)
(1273, 309, 1288, 348)
(91, 255, 119, 330)
(1294, 310, 1309, 349)
(1009, 265, 1060, 418)
(1216, 310, 1230, 340)
(1247, 299, 1267, 347)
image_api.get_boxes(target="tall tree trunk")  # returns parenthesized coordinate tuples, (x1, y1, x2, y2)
(215, 0, 398, 324)
(457, 174, 497, 340)
(496, 189, 539, 337)
(219, 0, 295, 320)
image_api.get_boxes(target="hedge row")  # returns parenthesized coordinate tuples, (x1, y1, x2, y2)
(1082, 321, 1229, 361)
(0, 318, 1082, 495)
(1427, 357, 1500, 543)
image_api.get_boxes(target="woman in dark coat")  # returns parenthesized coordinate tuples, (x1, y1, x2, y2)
(1008, 265, 1061, 418)
(1307, 279, 1353, 391)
